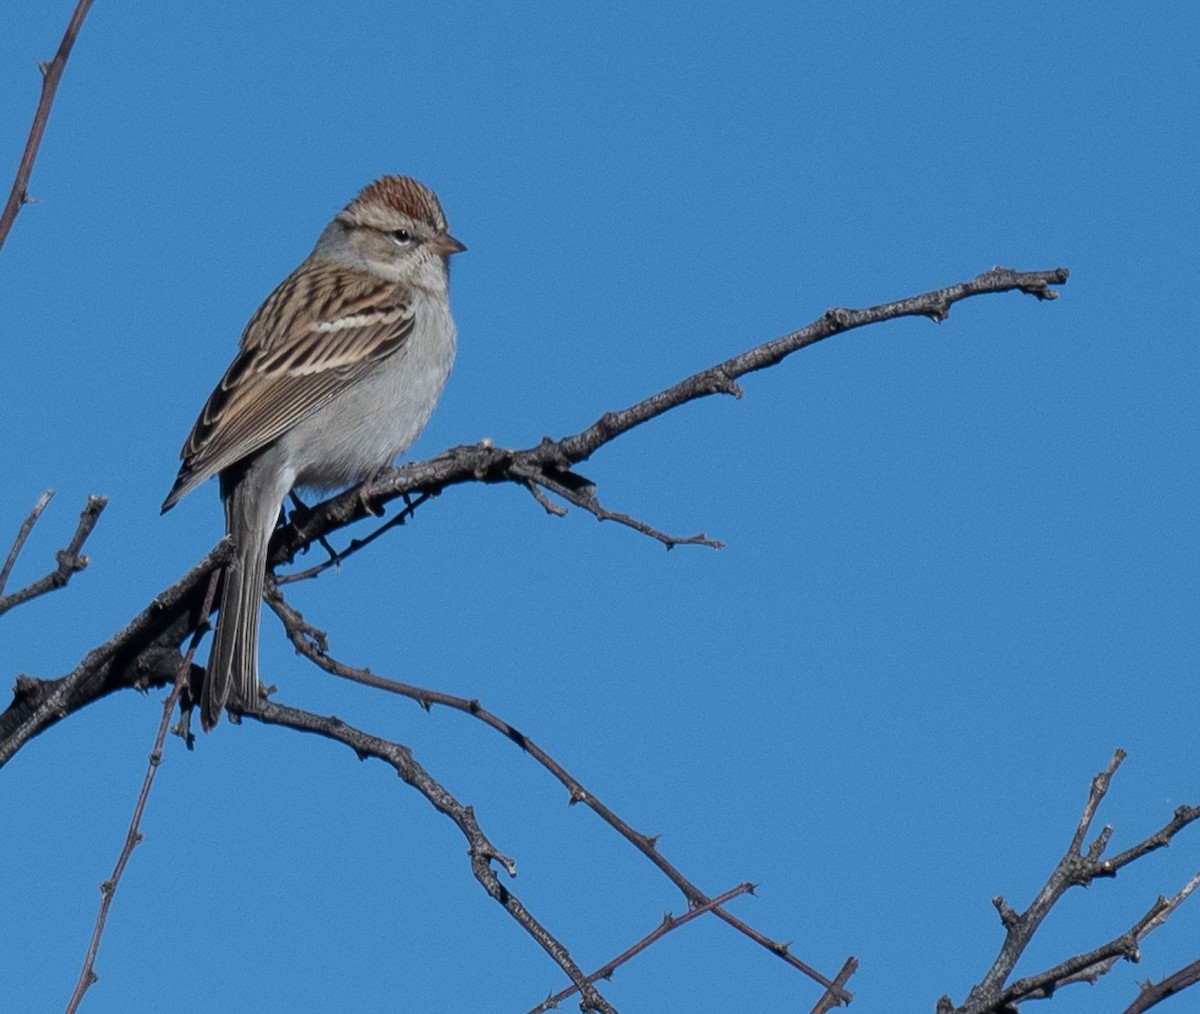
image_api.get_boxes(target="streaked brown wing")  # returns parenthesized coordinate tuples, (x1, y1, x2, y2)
(161, 259, 415, 510)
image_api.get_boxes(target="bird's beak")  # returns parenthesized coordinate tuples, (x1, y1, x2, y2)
(428, 232, 466, 257)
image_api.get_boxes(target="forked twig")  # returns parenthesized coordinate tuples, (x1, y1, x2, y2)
(0, 493, 107, 617)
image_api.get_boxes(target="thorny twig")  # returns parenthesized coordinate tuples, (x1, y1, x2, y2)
(526, 883, 756, 1014)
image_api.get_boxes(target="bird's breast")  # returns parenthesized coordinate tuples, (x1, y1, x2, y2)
(281, 293, 457, 491)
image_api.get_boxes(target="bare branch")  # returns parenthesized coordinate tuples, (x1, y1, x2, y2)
(966, 750, 1126, 1005)
(1, 269, 1067, 785)
(275, 267, 1069, 567)
(64, 568, 219, 1014)
(0, 269, 1057, 1008)
(0, 0, 96, 253)
(263, 583, 855, 1006)
(0, 493, 106, 617)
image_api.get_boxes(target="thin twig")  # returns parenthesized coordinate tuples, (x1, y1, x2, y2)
(0, 489, 54, 595)
(528, 883, 756, 1013)
(1070, 747, 1124, 855)
(1013, 868, 1200, 1003)
(0, 0, 96, 253)
(515, 465, 723, 549)
(275, 492, 432, 585)
(263, 584, 855, 1005)
(1104, 804, 1200, 873)
(0, 494, 107, 617)
(64, 568, 220, 1014)
(522, 479, 568, 516)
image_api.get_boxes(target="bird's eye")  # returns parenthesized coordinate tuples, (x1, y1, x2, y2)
(391, 229, 414, 245)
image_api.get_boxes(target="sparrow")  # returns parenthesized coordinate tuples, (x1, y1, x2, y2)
(163, 176, 464, 729)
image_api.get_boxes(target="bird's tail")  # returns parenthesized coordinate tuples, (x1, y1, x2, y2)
(202, 476, 279, 730)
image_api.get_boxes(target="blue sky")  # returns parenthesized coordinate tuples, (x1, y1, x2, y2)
(2, 4, 1197, 1012)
